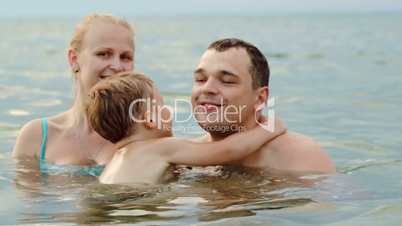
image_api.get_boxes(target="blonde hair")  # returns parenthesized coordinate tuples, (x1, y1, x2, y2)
(70, 13, 134, 53)
(87, 72, 154, 143)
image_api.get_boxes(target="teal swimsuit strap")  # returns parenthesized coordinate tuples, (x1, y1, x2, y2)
(40, 118, 48, 161)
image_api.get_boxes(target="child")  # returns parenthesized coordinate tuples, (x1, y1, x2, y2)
(86, 72, 285, 184)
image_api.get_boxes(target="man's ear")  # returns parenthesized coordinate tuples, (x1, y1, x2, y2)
(254, 86, 269, 112)
(68, 48, 80, 74)
(143, 110, 157, 129)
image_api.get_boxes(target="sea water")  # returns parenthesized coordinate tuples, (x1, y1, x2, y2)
(0, 13, 401, 225)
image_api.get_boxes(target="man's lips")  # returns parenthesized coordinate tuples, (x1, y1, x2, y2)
(197, 101, 224, 112)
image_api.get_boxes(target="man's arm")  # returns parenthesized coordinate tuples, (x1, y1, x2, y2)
(161, 119, 286, 166)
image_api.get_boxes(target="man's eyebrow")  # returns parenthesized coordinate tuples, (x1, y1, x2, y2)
(193, 69, 238, 77)
(220, 70, 238, 77)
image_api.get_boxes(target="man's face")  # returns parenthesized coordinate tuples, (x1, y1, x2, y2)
(191, 48, 260, 134)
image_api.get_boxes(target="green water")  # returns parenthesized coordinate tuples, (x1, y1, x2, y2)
(1, 13, 402, 225)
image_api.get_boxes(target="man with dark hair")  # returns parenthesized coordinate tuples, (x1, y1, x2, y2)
(191, 38, 335, 173)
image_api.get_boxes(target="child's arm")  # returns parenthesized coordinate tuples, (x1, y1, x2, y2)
(161, 118, 286, 166)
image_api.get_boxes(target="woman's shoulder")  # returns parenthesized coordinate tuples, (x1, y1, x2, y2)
(12, 118, 45, 158)
(12, 112, 68, 158)
(19, 118, 43, 134)
(18, 113, 67, 137)
(46, 112, 70, 129)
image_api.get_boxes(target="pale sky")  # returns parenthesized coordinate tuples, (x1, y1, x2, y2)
(1, 0, 401, 17)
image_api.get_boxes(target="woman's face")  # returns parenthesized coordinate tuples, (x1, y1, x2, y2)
(73, 21, 134, 99)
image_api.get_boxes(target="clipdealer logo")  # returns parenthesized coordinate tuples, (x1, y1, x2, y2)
(255, 97, 276, 132)
(128, 97, 276, 133)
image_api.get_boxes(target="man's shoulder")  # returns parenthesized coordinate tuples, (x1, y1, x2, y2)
(268, 131, 318, 151)
(249, 131, 336, 173)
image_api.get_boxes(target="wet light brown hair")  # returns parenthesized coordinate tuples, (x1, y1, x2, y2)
(70, 13, 134, 53)
(208, 38, 270, 89)
(86, 72, 154, 143)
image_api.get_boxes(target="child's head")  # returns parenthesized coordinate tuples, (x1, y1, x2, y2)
(86, 72, 171, 143)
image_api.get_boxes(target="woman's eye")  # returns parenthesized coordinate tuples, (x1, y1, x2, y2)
(121, 55, 133, 61)
(97, 52, 111, 58)
(195, 78, 206, 82)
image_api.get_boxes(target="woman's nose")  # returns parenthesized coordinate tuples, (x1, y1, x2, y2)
(109, 56, 124, 72)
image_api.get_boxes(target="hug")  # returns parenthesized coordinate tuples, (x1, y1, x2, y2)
(12, 13, 335, 184)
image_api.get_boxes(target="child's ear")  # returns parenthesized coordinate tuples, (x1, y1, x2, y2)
(143, 110, 157, 129)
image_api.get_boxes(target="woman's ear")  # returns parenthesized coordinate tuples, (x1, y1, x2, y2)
(143, 110, 157, 129)
(68, 48, 80, 74)
(254, 86, 269, 112)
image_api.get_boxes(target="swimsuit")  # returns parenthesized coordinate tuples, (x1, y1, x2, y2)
(39, 118, 104, 176)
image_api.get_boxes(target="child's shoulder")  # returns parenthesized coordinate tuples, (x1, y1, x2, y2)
(146, 137, 189, 155)
(148, 137, 184, 145)
(120, 138, 180, 155)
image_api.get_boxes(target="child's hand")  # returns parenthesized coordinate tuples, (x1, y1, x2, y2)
(273, 118, 286, 135)
(257, 115, 268, 124)
(257, 115, 286, 135)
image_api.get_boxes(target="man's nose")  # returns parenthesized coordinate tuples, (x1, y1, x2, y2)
(201, 78, 219, 95)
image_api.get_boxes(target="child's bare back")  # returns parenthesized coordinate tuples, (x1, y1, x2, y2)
(86, 72, 285, 185)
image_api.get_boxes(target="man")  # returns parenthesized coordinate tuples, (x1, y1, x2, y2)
(191, 38, 335, 173)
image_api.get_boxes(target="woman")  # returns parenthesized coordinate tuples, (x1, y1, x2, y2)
(12, 14, 135, 175)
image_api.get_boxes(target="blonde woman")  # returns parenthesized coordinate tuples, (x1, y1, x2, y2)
(12, 14, 135, 175)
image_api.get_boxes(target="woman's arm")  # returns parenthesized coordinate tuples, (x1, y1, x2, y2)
(163, 118, 286, 166)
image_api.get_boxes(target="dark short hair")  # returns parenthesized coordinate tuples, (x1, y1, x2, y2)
(208, 38, 270, 88)
(86, 72, 154, 143)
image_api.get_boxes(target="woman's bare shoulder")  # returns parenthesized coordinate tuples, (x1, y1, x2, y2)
(12, 118, 44, 158)
(46, 112, 71, 130)
(12, 112, 69, 158)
